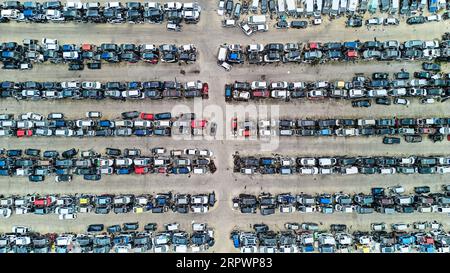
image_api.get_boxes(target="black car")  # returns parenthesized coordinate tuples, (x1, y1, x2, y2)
(422, 62, 441, 72)
(87, 62, 101, 70)
(62, 148, 78, 158)
(383, 137, 400, 144)
(29, 175, 45, 182)
(105, 148, 121, 156)
(346, 16, 363, 27)
(406, 16, 426, 25)
(404, 134, 422, 143)
(84, 174, 101, 181)
(375, 98, 391, 105)
(429, 133, 444, 142)
(68, 62, 84, 71)
(290, 20, 308, 29)
(275, 20, 289, 29)
(352, 100, 371, 107)
(25, 148, 40, 157)
(121, 111, 140, 119)
(87, 224, 104, 232)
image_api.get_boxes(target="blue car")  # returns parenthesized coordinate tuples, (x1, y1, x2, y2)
(317, 129, 332, 136)
(87, 224, 104, 232)
(133, 129, 152, 136)
(6, 150, 22, 157)
(154, 112, 172, 120)
(171, 167, 190, 174)
(107, 225, 121, 234)
(0, 169, 10, 176)
(0, 159, 7, 167)
(116, 168, 131, 175)
(153, 127, 171, 136)
(99, 120, 114, 127)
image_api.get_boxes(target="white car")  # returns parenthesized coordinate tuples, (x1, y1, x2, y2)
(61, 81, 80, 89)
(437, 166, 450, 174)
(66, 1, 83, 9)
(271, 81, 288, 90)
(420, 98, 436, 104)
(0, 208, 12, 218)
(348, 89, 366, 98)
(335, 128, 358, 137)
(341, 166, 358, 175)
(133, 120, 152, 128)
(12, 226, 31, 234)
(251, 81, 267, 90)
(82, 81, 102, 90)
(76, 119, 94, 128)
(394, 98, 410, 105)
(15, 207, 29, 215)
(59, 214, 77, 220)
(198, 149, 213, 157)
(318, 158, 337, 166)
(191, 205, 209, 213)
(383, 17, 399, 25)
(379, 167, 396, 174)
(299, 167, 319, 175)
(426, 14, 441, 22)
(255, 24, 268, 32)
(299, 158, 316, 166)
(247, 44, 264, 52)
(399, 157, 415, 165)
(218, 0, 225, 15)
(240, 21, 253, 36)
(14, 236, 31, 246)
(423, 40, 440, 49)
(86, 111, 102, 118)
(271, 90, 289, 99)
(366, 17, 383, 25)
(392, 223, 409, 231)
(115, 158, 133, 167)
(307, 89, 326, 99)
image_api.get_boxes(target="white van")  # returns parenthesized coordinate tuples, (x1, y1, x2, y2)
(341, 166, 358, 175)
(221, 61, 231, 71)
(217, 45, 228, 62)
(357, 119, 376, 126)
(247, 15, 266, 25)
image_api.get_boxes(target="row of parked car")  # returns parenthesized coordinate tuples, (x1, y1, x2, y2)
(0, 222, 214, 253)
(0, 39, 198, 70)
(0, 146, 216, 181)
(0, 80, 209, 100)
(230, 117, 450, 143)
(0, 191, 217, 219)
(233, 154, 450, 175)
(217, 36, 450, 69)
(232, 186, 450, 215)
(225, 69, 450, 103)
(220, 0, 450, 37)
(231, 221, 449, 253)
(0, 1, 201, 26)
(218, 0, 450, 21)
(0, 111, 210, 138)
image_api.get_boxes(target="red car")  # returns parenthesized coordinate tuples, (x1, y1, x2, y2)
(156, 167, 167, 174)
(201, 83, 209, 99)
(17, 129, 33, 137)
(346, 50, 358, 59)
(34, 197, 52, 207)
(134, 166, 149, 174)
(140, 113, 154, 120)
(191, 119, 207, 128)
(252, 90, 270, 98)
(232, 117, 238, 132)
